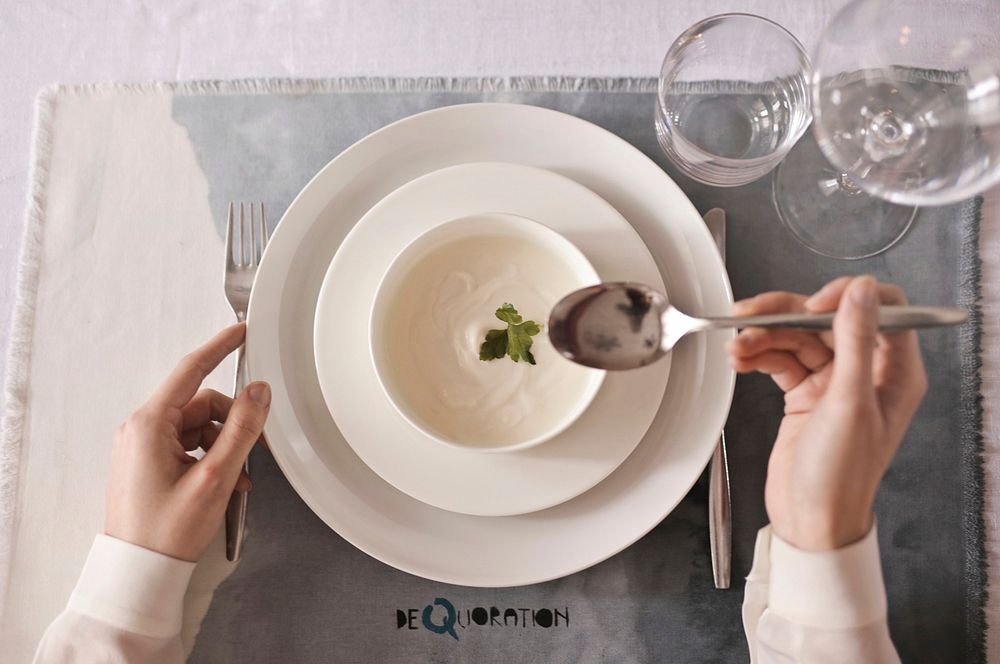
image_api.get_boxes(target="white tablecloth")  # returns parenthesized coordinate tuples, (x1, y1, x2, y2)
(1, 0, 997, 659)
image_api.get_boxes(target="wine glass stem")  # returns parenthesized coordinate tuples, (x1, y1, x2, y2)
(837, 173, 864, 196)
(819, 172, 865, 198)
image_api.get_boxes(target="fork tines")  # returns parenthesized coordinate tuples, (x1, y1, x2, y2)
(226, 201, 268, 268)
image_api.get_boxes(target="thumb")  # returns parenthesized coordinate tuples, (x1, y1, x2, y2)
(831, 276, 879, 395)
(204, 381, 270, 480)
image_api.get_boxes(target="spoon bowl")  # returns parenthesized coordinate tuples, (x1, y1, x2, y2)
(548, 284, 670, 370)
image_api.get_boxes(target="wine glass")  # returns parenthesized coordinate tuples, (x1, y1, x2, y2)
(775, 0, 1000, 259)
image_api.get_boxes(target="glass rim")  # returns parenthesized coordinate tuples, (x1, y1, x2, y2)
(659, 12, 812, 77)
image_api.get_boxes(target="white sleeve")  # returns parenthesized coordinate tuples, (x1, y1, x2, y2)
(33, 534, 196, 664)
(743, 524, 901, 664)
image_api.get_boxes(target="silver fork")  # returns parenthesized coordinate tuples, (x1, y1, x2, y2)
(223, 201, 267, 562)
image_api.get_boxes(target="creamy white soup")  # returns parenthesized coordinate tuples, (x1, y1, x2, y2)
(383, 234, 600, 447)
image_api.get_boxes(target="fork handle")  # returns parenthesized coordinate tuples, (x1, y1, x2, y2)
(225, 326, 249, 562)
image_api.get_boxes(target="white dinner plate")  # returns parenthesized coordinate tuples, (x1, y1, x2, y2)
(313, 162, 669, 517)
(247, 103, 734, 587)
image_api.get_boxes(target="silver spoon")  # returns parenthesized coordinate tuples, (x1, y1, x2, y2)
(548, 282, 968, 370)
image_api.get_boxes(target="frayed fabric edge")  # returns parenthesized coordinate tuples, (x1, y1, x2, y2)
(0, 88, 57, 621)
(959, 195, 987, 664)
(47, 76, 659, 97)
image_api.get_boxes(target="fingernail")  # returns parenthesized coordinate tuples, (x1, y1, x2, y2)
(247, 381, 271, 407)
(851, 276, 877, 308)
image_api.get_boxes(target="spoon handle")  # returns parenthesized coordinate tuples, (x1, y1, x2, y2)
(705, 305, 967, 331)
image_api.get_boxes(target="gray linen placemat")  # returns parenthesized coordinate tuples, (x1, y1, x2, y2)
(172, 78, 984, 664)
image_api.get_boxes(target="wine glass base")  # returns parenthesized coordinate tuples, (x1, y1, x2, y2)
(773, 134, 917, 260)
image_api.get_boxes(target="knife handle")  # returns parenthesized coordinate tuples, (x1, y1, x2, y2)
(708, 433, 732, 589)
(705, 208, 732, 590)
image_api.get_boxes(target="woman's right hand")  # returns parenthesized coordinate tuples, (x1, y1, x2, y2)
(727, 276, 927, 550)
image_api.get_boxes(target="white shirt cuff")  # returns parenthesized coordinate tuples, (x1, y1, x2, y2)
(768, 524, 888, 630)
(65, 534, 196, 639)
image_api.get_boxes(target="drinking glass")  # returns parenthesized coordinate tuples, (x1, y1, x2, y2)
(655, 14, 812, 187)
(774, 0, 1000, 259)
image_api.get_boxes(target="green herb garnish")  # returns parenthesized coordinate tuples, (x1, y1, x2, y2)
(479, 303, 543, 365)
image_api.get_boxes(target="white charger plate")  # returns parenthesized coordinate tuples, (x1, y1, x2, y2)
(247, 103, 734, 587)
(313, 162, 669, 517)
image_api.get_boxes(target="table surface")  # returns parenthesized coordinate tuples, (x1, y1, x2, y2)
(2, 0, 997, 659)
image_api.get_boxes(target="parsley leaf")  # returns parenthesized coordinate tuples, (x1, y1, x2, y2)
(494, 303, 523, 325)
(479, 303, 543, 365)
(479, 328, 508, 361)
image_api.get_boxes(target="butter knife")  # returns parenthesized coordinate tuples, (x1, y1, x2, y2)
(704, 207, 732, 590)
